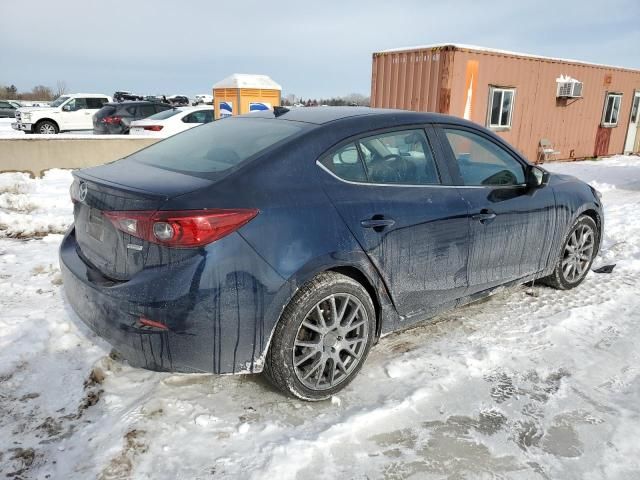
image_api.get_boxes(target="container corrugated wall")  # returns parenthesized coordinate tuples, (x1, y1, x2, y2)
(371, 45, 640, 161)
(371, 47, 453, 113)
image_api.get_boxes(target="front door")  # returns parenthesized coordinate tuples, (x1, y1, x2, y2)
(319, 127, 470, 322)
(436, 126, 557, 294)
(62, 97, 91, 130)
(624, 91, 640, 154)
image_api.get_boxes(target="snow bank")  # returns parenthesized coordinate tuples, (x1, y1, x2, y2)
(0, 169, 73, 238)
(1, 156, 640, 479)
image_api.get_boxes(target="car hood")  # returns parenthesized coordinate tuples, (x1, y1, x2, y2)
(17, 106, 55, 114)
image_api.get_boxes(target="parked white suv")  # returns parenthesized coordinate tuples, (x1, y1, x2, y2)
(12, 93, 112, 134)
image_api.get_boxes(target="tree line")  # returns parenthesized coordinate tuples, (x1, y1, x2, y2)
(0, 81, 68, 101)
(282, 93, 370, 107)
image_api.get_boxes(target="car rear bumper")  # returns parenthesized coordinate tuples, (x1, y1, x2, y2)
(60, 227, 286, 374)
(93, 124, 127, 135)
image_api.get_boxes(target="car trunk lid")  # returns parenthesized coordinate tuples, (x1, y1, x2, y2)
(72, 162, 214, 281)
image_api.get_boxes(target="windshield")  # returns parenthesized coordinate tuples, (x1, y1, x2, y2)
(147, 109, 182, 120)
(127, 117, 305, 177)
(50, 96, 70, 107)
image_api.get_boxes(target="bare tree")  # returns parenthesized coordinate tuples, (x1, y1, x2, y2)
(55, 80, 68, 98)
(28, 85, 54, 101)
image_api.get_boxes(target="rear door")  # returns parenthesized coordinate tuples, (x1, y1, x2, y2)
(319, 126, 470, 323)
(435, 125, 557, 294)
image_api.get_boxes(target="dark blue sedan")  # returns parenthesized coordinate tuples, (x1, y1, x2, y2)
(60, 107, 603, 400)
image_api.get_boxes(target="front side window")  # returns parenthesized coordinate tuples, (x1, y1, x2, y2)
(65, 98, 88, 111)
(602, 93, 622, 127)
(444, 128, 525, 186)
(320, 143, 367, 182)
(487, 87, 515, 129)
(358, 129, 440, 185)
(0, 101, 11, 108)
(50, 96, 70, 108)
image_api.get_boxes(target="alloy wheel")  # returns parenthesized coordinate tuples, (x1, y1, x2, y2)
(39, 123, 56, 134)
(292, 293, 369, 391)
(562, 223, 595, 282)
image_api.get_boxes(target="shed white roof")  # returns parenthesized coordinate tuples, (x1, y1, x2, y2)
(376, 43, 639, 72)
(212, 74, 282, 90)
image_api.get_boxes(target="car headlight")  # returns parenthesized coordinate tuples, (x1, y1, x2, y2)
(21, 112, 31, 121)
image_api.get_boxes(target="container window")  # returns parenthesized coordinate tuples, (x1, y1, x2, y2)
(602, 93, 622, 127)
(487, 87, 515, 129)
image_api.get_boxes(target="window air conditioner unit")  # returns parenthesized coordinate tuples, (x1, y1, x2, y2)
(556, 76, 583, 98)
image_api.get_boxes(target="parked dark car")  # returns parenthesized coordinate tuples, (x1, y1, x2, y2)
(93, 101, 173, 134)
(0, 100, 20, 118)
(61, 107, 603, 400)
(113, 91, 143, 102)
(168, 95, 189, 106)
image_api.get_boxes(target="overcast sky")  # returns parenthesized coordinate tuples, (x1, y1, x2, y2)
(2, 0, 639, 99)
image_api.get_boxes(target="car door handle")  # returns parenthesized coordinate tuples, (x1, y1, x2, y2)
(361, 217, 395, 229)
(472, 209, 497, 223)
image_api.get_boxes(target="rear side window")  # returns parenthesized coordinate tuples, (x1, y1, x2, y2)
(320, 143, 367, 182)
(128, 117, 304, 176)
(183, 110, 214, 124)
(139, 105, 156, 118)
(86, 98, 107, 109)
(358, 129, 440, 185)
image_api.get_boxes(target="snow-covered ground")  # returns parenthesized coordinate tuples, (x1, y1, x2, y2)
(1, 157, 639, 479)
(0, 118, 96, 138)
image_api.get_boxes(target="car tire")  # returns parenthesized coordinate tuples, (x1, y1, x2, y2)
(264, 271, 376, 401)
(35, 120, 59, 134)
(541, 215, 599, 290)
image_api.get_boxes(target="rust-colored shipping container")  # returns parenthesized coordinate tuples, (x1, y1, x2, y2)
(371, 44, 640, 162)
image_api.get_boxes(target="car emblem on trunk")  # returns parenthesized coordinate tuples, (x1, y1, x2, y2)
(78, 182, 88, 202)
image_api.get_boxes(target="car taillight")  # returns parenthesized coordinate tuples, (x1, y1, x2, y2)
(143, 125, 163, 131)
(103, 209, 259, 248)
(101, 116, 122, 124)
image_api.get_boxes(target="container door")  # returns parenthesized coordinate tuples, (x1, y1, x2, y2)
(624, 91, 640, 154)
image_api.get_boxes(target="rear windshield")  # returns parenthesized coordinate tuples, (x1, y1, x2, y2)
(147, 108, 182, 120)
(128, 117, 305, 176)
(96, 105, 117, 117)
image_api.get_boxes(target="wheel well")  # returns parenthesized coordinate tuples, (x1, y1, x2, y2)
(581, 209, 602, 250)
(35, 118, 59, 130)
(328, 266, 382, 338)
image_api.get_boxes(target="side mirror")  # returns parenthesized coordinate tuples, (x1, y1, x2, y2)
(527, 165, 550, 188)
(62, 104, 72, 112)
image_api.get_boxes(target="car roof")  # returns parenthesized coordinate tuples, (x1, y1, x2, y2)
(104, 101, 169, 106)
(247, 106, 455, 125)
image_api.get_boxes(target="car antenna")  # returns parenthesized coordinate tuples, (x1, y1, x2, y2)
(273, 106, 290, 117)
